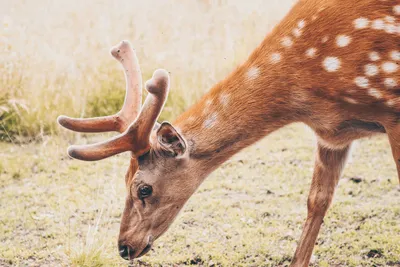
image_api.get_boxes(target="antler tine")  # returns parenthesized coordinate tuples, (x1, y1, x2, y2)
(66, 69, 170, 161)
(134, 69, 170, 145)
(111, 40, 142, 127)
(57, 40, 142, 133)
(67, 132, 135, 161)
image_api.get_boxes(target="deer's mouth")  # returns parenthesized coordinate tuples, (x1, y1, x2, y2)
(136, 243, 152, 258)
(135, 235, 154, 259)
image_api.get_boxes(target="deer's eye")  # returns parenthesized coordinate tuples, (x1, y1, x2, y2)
(138, 184, 153, 199)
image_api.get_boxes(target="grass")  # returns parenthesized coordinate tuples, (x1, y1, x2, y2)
(1, 1, 400, 266)
(0, 0, 295, 141)
(1, 124, 400, 266)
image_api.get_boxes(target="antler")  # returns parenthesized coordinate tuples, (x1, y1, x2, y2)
(58, 41, 142, 133)
(57, 41, 170, 161)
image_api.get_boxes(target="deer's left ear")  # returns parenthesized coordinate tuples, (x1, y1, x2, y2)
(157, 122, 187, 157)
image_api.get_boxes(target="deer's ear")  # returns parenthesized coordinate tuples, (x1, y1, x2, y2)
(156, 122, 187, 157)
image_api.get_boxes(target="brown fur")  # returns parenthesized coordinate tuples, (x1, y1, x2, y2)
(59, 0, 400, 265)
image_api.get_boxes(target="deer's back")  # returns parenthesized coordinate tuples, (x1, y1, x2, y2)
(250, 0, 400, 146)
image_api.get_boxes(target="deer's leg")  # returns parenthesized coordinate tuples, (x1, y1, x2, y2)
(290, 143, 351, 267)
(386, 125, 400, 184)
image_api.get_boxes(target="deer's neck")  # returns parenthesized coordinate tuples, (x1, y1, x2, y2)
(174, 33, 304, 172)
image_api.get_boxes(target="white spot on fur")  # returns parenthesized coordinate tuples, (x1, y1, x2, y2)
(336, 35, 351, 47)
(393, 5, 400, 15)
(387, 99, 395, 107)
(270, 53, 281, 64)
(354, 76, 369, 88)
(203, 99, 212, 114)
(323, 57, 341, 72)
(298, 20, 306, 29)
(382, 61, 398, 73)
(343, 97, 358, 104)
(247, 67, 259, 80)
(372, 19, 385, 30)
(219, 93, 229, 106)
(293, 28, 302, 37)
(364, 64, 379, 76)
(187, 116, 196, 123)
(385, 23, 396, 34)
(384, 78, 398, 88)
(386, 99, 400, 107)
(390, 50, 400, 61)
(353, 17, 369, 29)
(306, 48, 317, 58)
(385, 16, 395, 23)
(321, 36, 329, 43)
(369, 52, 381, 61)
(203, 113, 218, 129)
(281, 36, 293, 47)
(368, 88, 382, 99)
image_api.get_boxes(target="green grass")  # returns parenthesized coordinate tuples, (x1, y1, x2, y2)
(1, 124, 399, 266)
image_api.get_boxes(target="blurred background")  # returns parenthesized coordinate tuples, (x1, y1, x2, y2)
(0, 0, 294, 142)
(1, 1, 400, 267)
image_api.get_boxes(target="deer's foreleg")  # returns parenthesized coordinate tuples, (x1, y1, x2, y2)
(290, 143, 351, 267)
(386, 125, 400, 184)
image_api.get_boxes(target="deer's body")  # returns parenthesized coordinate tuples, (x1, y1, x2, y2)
(172, 2, 399, 264)
(178, 0, 399, 158)
(58, 0, 400, 266)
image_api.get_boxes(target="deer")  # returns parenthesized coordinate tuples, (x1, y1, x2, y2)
(57, 0, 400, 266)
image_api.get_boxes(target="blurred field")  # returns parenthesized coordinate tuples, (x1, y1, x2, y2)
(0, 0, 294, 141)
(2, 0, 400, 267)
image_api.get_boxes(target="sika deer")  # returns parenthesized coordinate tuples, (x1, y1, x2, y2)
(58, 0, 400, 265)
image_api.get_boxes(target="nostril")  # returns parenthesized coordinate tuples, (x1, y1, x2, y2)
(118, 244, 134, 260)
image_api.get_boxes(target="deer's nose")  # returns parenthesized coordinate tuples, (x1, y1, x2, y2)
(118, 243, 135, 260)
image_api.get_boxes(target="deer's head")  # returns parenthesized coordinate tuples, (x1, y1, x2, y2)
(58, 41, 197, 260)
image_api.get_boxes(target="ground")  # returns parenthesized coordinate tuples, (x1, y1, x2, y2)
(1, 124, 399, 267)
(3, 0, 399, 265)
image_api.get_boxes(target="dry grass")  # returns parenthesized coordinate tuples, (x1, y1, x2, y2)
(1, 125, 400, 266)
(0, 0, 295, 141)
(2, 1, 400, 266)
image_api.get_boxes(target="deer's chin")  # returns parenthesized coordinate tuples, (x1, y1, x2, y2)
(136, 243, 152, 258)
(132, 235, 154, 259)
